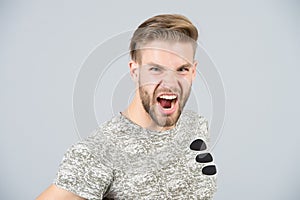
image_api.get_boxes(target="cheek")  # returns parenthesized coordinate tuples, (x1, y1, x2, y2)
(178, 76, 192, 89)
(140, 84, 156, 96)
(139, 75, 161, 87)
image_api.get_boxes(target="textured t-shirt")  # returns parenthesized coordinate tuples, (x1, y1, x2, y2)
(54, 110, 217, 199)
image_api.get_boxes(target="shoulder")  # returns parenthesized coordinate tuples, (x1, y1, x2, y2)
(180, 110, 208, 127)
(61, 115, 123, 165)
(180, 110, 210, 142)
(54, 120, 117, 199)
(59, 127, 114, 170)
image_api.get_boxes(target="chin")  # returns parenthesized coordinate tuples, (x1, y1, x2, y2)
(149, 107, 181, 128)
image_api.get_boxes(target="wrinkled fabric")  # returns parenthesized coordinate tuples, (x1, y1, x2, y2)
(54, 110, 217, 199)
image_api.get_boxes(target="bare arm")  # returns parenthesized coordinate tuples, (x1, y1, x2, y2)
(36, 184, 85, 200)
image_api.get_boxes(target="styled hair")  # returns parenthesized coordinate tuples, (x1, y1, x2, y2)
(130, 14, 198, 63)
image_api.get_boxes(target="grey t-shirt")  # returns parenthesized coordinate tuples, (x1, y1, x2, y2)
(54, 110, 217, 199)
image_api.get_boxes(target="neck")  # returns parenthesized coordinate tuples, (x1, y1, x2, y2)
(122, 93, 174, 131)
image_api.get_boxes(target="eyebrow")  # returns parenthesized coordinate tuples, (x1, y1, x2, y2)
(144, 62, 192, 70)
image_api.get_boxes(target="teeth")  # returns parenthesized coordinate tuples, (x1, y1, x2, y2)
(159, 95, 177, 100)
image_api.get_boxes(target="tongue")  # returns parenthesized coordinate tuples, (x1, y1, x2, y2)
(159, 99, 172, 109)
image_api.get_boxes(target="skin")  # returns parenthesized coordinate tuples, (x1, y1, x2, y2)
(36, 184, 84, 200)
(123, 40, 197, 131)
(36, 40, 197, 199)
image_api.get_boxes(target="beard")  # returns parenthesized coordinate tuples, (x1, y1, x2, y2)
(139, 83, 191, 128)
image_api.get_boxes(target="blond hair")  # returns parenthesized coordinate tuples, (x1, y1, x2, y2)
(130, 14, 198, 63)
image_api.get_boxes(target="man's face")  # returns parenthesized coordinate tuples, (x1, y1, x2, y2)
(137, 41, 197, 130)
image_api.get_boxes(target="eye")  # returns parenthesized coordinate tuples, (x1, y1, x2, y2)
(178, 67, 190, 72)
(150, 67, 160, 71)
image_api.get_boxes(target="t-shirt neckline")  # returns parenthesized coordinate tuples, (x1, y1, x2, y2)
(118, 112, 183, 136)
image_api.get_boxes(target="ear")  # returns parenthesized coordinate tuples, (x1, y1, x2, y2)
(129, 60, 139, 83)
(192, 60, 198, 81)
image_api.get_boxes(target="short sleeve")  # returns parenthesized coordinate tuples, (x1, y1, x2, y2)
(53, 142, 114, 200)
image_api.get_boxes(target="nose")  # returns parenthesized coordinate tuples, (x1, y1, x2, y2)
(161, 69, 178, 88)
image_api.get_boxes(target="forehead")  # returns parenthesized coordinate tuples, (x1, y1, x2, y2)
(140, 41, 194, 67)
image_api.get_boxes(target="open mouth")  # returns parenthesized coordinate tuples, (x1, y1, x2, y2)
(156, 94, 178, 110)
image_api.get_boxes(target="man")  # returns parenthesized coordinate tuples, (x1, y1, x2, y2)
(37, 14, 217, 199)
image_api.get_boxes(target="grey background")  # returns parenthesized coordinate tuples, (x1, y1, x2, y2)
(1, 0, 299, 199)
